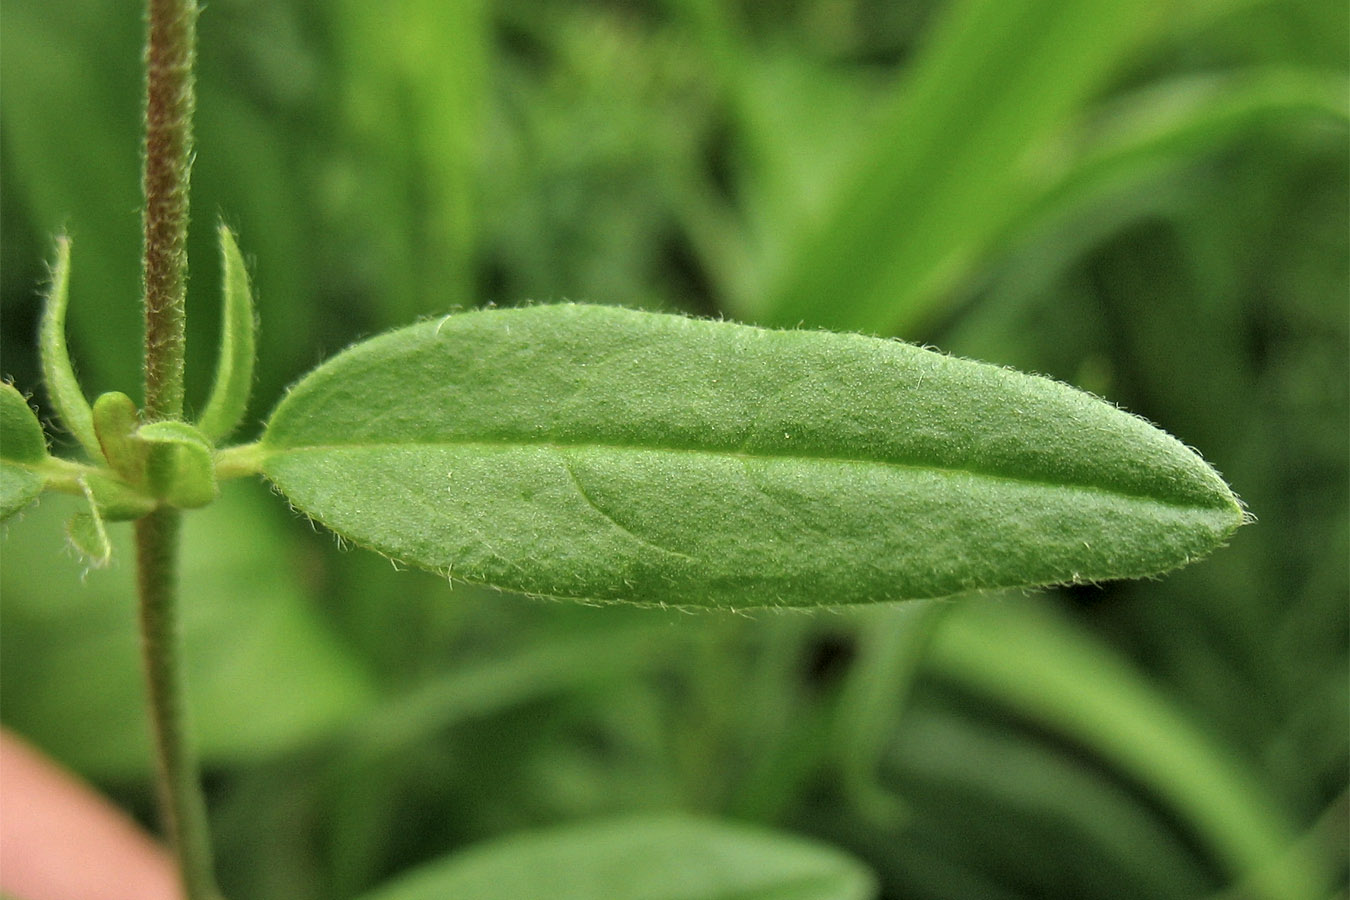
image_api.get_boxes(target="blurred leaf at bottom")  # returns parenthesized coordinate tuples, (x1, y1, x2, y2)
(356, 813, 877, 900)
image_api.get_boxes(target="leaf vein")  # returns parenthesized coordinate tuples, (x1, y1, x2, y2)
(561, 457, 699, 562)
(262, 438, 1227, 513)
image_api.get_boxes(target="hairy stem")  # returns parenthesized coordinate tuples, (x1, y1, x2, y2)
(143, 0, 197, 419)
(138, 1, 219, 897)
(135, 510, 219, 899)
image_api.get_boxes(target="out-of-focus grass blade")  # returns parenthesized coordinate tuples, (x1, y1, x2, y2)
(999, 68, 1350, 257)
(335, 629, 679, 770)
(831, 602, 950, 822)
(0, 0, 144, 396)
(926, 598, 1336, 900)
(333, 0, 488, 324)
(758, 0, 1173, 334)
(673, 0, 889, 321)
(884, 707, 1215, 900)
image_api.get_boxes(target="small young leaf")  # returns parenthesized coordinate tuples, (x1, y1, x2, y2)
(138, 421, 217, 509)
(65, 477, 113, 567)
(38, 236, 103, 462)
(66, 513, 111, 565)
(197, 224, 257, 441)
(1, 383, 48, 464)
(260, 304, 1244, 609)
(65, 511, 114, 571)
(354, 814, 876, 900)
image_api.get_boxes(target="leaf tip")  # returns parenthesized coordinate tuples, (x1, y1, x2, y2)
(197, 222, 258, 442)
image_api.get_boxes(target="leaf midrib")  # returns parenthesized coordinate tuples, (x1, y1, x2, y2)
(261, 435, 1232, 514)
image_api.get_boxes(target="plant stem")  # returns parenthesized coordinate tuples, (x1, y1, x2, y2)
(136, 510, 219, 900)
(137, 1, 220, 898)
(143, 0, 197, 420)
(213, 441, 266, 480)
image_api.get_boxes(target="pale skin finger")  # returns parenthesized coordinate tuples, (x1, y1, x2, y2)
(0, 729, 180, 900)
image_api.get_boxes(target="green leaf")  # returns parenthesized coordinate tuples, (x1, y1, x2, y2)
(197, 224, 257, 441)
(38, 235, 103, 461)
(1, 383, 49, 464)
(260, 304, 1243, 609)
(0, 384, 48, 521)
(0, 465, 44, 522)
(354, 813, 876, 900)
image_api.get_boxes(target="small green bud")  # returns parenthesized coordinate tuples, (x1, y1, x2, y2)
(92, 391, 147, 482)
(139, 421, 218, 509)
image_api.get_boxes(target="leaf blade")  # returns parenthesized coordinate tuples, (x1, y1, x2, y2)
(66, 480, 112, 568)
(1, 382, 48, 464)
(0, 464, 44, 522)
(353, 813, 876, 900)
(261, 304, 1242, 608)
(197, 223, 257, 441)
(1, 383, 49, 521)
(38, 236, 104, 461)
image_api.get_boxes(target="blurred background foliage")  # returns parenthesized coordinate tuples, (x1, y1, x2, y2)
(1, 0, 1346, 897)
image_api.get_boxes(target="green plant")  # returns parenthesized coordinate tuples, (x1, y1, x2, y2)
(2, 2, 1344, 900)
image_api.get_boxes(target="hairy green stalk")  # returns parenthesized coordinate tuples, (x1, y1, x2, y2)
(143, 0, 196, 420)
(135, 509, 218, 898)
(137, 1, 220, 897)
